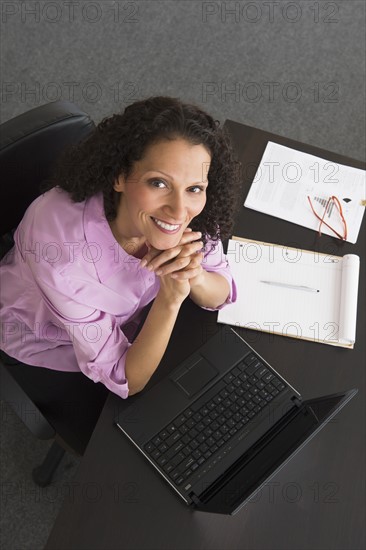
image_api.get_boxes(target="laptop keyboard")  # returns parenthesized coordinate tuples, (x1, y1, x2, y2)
(144, 353, 286, 487)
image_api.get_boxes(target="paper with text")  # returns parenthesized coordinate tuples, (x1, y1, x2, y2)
(244, 142, 366, 243)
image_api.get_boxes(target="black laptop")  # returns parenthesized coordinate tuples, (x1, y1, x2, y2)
(115, 327, 357, 515)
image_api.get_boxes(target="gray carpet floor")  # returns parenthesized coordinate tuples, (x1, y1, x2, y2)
(0, 1, 365, 549)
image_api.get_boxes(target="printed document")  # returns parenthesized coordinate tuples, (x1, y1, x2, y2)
(244, 142, 365, 244)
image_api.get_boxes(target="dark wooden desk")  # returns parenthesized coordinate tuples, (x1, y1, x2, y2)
(46, 122, 366, 550)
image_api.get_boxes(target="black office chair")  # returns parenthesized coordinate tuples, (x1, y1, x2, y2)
(0, 101, 96, 486)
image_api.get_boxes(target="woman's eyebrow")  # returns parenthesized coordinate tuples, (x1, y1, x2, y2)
(145, 170, 208, 185)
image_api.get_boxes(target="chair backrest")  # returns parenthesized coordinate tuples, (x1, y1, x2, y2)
(0, 100, 95, 236)
(0, 102, 96, 442)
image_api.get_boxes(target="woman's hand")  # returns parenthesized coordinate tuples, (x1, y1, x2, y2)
(140, 229, 204, 278)
(140, 229, 205, 302)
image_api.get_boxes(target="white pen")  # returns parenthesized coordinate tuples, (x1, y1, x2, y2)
(260, 280, 320, 293)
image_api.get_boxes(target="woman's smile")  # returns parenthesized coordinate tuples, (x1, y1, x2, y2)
(150, 216, 182, 234)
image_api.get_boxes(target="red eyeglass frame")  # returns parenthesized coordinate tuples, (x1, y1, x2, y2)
(307, 195, 348, 241)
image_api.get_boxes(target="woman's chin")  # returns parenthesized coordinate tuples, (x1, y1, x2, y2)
(149, 233, 182, 250)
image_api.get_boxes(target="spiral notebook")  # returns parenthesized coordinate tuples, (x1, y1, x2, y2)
(218, 237, 360, 348)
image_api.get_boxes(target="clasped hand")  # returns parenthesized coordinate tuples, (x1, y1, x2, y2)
(140, 229, 204, 285)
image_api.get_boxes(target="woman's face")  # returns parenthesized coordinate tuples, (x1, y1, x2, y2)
(113, 138, 211, 250)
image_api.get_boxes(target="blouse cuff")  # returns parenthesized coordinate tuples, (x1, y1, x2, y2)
(200, 272, 237, 312)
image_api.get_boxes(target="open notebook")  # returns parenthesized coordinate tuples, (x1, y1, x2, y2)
(218, 237, 360, 348)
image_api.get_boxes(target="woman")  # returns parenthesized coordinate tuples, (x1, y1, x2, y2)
(0, 96, 241, 452)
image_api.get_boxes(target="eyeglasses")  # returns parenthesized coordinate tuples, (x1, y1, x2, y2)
(307, 195, 348, 241)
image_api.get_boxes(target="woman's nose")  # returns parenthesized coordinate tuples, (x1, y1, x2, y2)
(165, 194, 187, 221)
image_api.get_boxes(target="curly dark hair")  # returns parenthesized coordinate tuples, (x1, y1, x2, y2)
(42, 96, 242, 246)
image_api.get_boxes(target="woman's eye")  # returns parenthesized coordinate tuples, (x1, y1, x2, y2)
(150, 179, 167, 188)
(189, 186, 205, 194)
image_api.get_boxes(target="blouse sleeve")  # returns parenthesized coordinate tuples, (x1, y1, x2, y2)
(200, 239, 237, 311)
(30, 271, 131, 399)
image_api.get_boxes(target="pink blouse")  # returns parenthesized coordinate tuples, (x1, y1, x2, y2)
(0, 187, 237, 398)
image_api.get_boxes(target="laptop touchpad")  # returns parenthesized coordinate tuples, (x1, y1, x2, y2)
(174, 357, 218, 397)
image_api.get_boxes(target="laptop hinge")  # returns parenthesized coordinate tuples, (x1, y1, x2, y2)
(190, 493, 201, 506)
(291, 396, 302, 408)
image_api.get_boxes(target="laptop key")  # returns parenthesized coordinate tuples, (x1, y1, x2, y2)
(167, 424, 178, 434)
(245, 361, 261, 376)
(232, 366, 241, 377)
(182, 457, 195, 470)
(199, 443, 209, 453)
(145, 442, 155, 453)
(244, 353, 257, 366)
(166, 431, 181, 446)
(174, 415, 186, 427)
(157, 455, 168, 467)
(170, 470, 180, 480)
(223, 372, 234, 383)
(237, 361, 246, 372)
(171, 452, 186, 468)
(151, 449, 161, 460)
(213, 395, 223, 404)
(172, 441, 184, 454)
(158, 443, 168, 453)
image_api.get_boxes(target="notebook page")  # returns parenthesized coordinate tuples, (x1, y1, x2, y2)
(244, 142, 366, 244)
(218, 239, 343, 345)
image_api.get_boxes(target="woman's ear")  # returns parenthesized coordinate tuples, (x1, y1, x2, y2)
(113, 175, 125, 192)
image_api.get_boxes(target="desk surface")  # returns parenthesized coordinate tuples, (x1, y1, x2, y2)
(46, 122, 366, 550)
